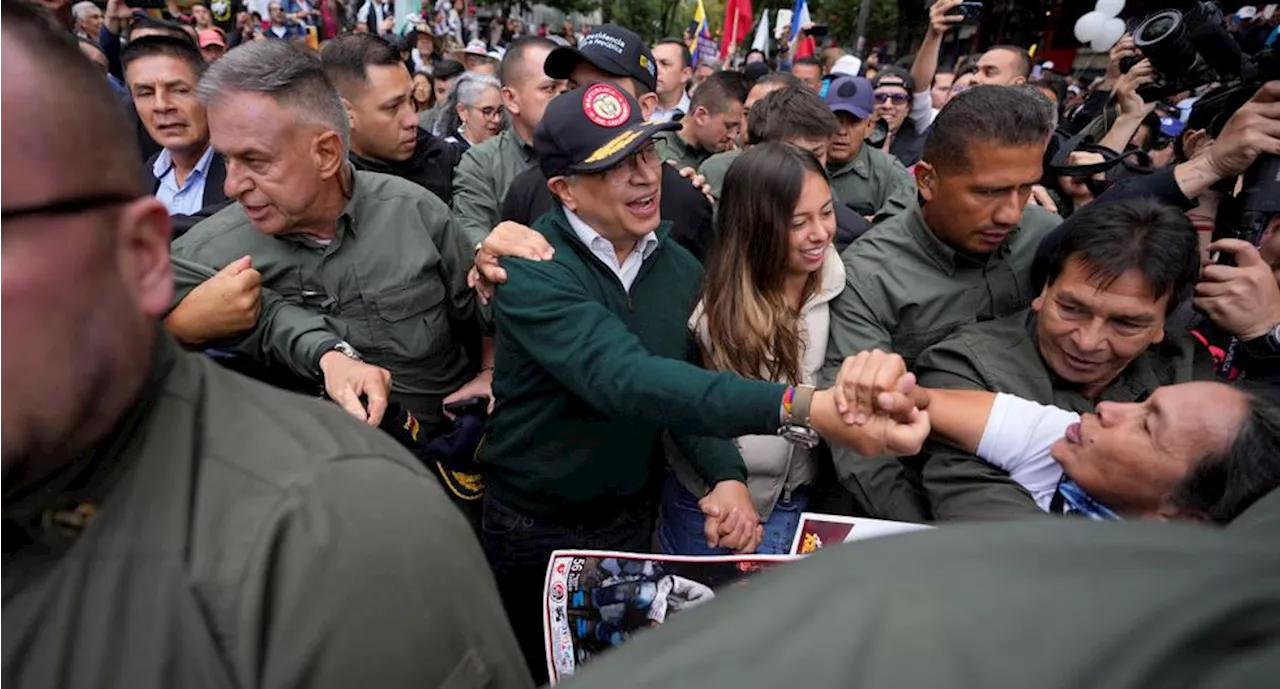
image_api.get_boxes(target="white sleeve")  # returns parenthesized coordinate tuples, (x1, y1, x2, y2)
(909, 90, 934, 131)
(976, 394, 1080, 511)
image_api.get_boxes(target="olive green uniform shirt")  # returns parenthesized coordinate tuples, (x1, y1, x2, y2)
(826, 144, 917, 222)
(915, 309, 1215, 521)
(172, 170, 477, 427)
(696, 149, 741, 201)
(2, 335, 532, 689)
(822, 202, 1062, 521)
(653, 129, 712, 172)
(452, 128, 538, 245)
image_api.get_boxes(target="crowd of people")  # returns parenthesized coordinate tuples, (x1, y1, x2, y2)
(5, 0, 1280, 687)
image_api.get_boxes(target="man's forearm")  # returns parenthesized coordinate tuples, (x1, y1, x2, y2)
(1097, 112, 1146, 158)
(1173, 154, 1225, 202)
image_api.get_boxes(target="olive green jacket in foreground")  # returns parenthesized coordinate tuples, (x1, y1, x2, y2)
(2, 335, 531, 689)
(822, 202, 1061, 521)
(565, 514, 1280, 689)
(653, 129, 712, 172)
(916, 309, 1216, 521)
(695, 148, 741, 201)
(825, 143, 917, 222)
(452, 128, 538, 245)
(172, 170, 479, 427)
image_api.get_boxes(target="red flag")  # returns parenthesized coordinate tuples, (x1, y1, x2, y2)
(719, 0, 754, 60)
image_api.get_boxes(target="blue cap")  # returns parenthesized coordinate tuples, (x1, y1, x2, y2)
(1159, 114, 1186, 138)
(823, 76, 874, 120)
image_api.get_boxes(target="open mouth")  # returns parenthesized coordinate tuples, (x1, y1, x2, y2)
(1062, 352, 1104, 373)
(155, 122, 188, 135)
(1065, 422, 1082, 445)
(800, 247, 825, 262)
(626, 195, 657, 216)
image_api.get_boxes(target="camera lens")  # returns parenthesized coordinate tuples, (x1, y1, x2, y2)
(1136, 11, 1181, 45)
(1134, 9, 1200, 76)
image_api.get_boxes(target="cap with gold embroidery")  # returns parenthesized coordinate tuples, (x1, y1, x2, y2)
(534, 82, 680, 179)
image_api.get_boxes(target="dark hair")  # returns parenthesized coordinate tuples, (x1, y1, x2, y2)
(754, 71, 801, 90)
(931, 68, 956, 87)
(434, 58, 466, 81)
(413, 70, 436, 108)
(126, 14, 196, 45)
(747, 87, 838, 146)
(987, 44, 1032, 79)
(500, 35, 556, 87)
(655, 37, 692, 69)
(1042, 197, 1200, 312)
(1170, 383, 1280, 524)
(923, 85, 1056, 172)
(319, 33, 404, 95)
(703, 142, 830, 384)
(1035, 72, 1068, 105)
(690, 70, 749, 115)
(872, 66, 916, 94)
(955, 63, 978, 78)
(792, 56, 820, 72)
(122, 35, 206, 81)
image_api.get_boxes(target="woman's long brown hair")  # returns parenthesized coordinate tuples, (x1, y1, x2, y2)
(700, 143, 828, 384)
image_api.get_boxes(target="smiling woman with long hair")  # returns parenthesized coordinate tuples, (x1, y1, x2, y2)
(660, 142, 846, 555)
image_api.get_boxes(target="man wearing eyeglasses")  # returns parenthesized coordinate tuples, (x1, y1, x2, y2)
(823, 75, 916, 224)
(478, 82, 930, 683)
(869, 69, 926, 168)
(1, 4, 530, 687)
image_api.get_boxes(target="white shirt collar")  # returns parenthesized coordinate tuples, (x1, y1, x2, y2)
(563, 207, 658, 290)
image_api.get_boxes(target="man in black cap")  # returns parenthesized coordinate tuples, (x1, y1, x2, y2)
(479, 82, 931, 682)
(496, 24, 719, 262)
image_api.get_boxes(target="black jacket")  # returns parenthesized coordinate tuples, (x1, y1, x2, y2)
(144, 149, 231, 240)
(500, 162, 716, 263)
(349, 128, 459, 206)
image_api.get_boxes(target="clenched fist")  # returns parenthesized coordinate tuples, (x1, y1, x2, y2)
(164, 255, 261, 346)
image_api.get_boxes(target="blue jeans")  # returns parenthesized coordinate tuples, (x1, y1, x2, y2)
(657, 475, 809, 555)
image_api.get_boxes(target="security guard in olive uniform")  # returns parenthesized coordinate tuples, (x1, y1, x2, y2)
(823, 76, 916, 222)
(452, 36, 564, 245)
(824, 85, 1062, 522)
(171, 40, 488, 433)
(0, 6, 530, 688)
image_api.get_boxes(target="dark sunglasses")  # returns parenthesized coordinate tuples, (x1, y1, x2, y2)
(873, 92, 910, 105)
(1, 192, 140, 222)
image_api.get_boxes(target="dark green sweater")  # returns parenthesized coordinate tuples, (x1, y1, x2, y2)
(482, 205, 787, 518)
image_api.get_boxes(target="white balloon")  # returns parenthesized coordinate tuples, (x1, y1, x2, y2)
(1091, 17, 1126, 52)
(1095, 0, 1125, 19)
(1074, 11, 1106, 43)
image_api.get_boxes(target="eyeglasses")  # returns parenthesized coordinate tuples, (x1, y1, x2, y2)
(603, 143, 661, 183)
(1, 192, 140, 222)
(873, 93, 910, 105)
(468, 105, 504, 120)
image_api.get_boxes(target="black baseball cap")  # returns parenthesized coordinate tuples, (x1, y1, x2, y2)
(544, 24, 658, 93)
(534, 82, 679, 179)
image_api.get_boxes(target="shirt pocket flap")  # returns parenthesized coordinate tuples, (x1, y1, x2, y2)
(374, 281, 445, 322)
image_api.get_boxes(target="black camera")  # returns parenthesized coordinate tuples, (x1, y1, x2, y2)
(946, 2, 984, 23)
(1121, 1, 1250, 101)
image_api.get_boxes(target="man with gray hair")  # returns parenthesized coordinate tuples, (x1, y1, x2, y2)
(71, 0, 102, 42)
(1, 3, 530, 688)
(172, 39, 493, 435)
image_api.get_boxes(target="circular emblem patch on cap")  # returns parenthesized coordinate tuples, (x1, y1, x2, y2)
(582, 83, 631, 128)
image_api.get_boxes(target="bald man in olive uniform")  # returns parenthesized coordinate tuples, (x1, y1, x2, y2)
(0, 4, 530, 688)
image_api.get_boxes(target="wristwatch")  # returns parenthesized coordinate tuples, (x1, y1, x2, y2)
(1241, 323, 1280, 360)
(778, 385, 820, 449)
(328, 340, 364, 362)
